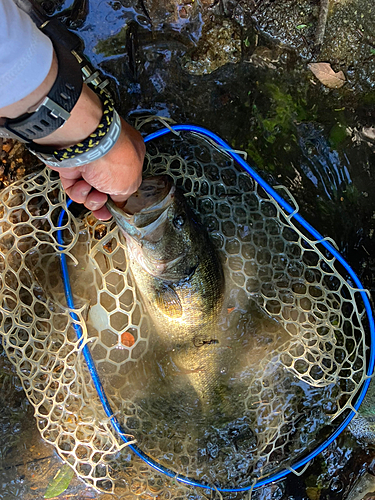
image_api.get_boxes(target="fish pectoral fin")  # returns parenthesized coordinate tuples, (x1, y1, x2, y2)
(154, 282, 183, 318)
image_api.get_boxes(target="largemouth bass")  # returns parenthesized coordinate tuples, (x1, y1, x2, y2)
(106, 175, 226, 406)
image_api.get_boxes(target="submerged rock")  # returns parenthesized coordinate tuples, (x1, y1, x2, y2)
(246, 0, 375, 91)
(183, 18, 241, 75)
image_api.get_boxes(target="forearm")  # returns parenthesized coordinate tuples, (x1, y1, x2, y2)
(0, 0, 145, 220)
(0, 0, 54, 109)
(0, 51, 103, 149)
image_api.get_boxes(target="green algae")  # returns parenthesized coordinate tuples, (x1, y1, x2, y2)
(259, 83, 311, 144)
(237, 78, 316, 175)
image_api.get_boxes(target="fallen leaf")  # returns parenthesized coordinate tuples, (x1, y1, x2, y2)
(308, 62, 345, 89)
(44, 464, 74, 498)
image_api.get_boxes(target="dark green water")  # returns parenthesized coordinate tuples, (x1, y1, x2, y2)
(1, 0, 375, 498)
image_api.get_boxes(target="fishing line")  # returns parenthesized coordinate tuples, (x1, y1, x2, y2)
(57, 125, 375, 492)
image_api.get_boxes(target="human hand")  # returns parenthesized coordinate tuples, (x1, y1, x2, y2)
(34, 79, 145, 220)
(48, 117, 145, 220)
(0, 50, 146, 220)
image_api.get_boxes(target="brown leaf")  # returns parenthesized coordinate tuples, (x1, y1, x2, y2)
(308, 62, 346, 89)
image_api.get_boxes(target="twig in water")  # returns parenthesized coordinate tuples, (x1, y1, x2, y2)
(314, 0, 330, 52)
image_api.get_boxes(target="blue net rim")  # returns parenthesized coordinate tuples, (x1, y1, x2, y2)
(57, 124, 375, 493)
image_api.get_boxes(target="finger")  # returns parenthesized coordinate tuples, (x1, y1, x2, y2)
(62, 179, 93, 204)
(60, 176, 77, 192)
(92, 205, 112, 221)
(110, 192, 136, 204)
(48, 164, 82, 179)
(84, 189, 108, 212)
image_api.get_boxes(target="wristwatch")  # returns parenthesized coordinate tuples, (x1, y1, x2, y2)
(0, 38, 83, 143)
(0, 2, 109, 144)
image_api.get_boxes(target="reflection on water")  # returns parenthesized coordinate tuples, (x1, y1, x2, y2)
(298, 123, 352, 201)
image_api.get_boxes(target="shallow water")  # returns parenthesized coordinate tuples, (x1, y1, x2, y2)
(2, 0, 375, 499)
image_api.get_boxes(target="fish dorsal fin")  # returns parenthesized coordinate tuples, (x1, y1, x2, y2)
(155, 282, 183, 318)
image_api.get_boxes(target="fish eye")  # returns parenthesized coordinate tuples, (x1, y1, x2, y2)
(173, 214, 186, 228)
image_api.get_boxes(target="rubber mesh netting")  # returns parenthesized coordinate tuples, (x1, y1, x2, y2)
(0, 130, 371, 499)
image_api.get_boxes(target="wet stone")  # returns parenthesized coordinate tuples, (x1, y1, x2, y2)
(183, 18, 242, 75)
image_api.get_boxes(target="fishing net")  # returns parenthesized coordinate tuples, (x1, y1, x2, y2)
(0, 127, 372, 498)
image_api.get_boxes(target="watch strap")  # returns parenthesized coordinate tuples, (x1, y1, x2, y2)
(30, 108, 122, 168)
(0, 37, 83, 143)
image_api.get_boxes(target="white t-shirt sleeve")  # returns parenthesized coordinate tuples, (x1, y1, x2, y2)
(0, 0, 53, 108)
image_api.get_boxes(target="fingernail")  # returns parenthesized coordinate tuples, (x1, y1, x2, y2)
(82, 188, 91, 196)
(89, 202, 102, 210)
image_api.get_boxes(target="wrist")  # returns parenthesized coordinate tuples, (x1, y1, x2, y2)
(34, 83, 103, 149)
(0, 38, 124, 168)
(29, 85, 122, 169)
(0, 38, 84, 143)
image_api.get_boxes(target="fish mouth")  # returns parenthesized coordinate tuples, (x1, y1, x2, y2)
(106, 176, 190, 280)
(106, 175, 175, 241)
(123, 175, 174, 220)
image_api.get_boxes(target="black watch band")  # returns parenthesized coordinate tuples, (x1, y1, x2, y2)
(0, 35, 83, 143)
